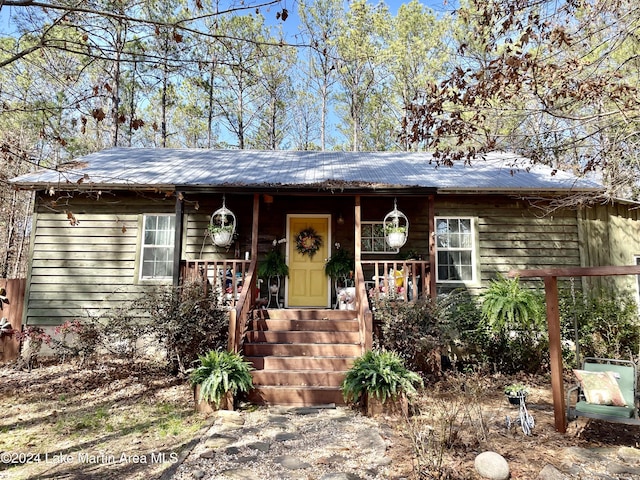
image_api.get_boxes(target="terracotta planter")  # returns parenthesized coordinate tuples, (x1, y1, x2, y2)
(365, 392, 408, 417)
(193, 385, 234, 413)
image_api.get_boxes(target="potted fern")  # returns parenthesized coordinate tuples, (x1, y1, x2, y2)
(341, 349, 423, 417)
(258, 249, 289, 306)
(324, 247, 354, 280)
(190, 349, 254, 413)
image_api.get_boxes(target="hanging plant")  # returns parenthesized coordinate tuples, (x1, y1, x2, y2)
(295, 227, 323, 258)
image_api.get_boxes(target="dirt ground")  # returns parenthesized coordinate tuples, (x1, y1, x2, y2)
(1, 359, 639, 480)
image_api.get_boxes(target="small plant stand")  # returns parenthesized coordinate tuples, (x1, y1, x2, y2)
(267, 276, 281, 308)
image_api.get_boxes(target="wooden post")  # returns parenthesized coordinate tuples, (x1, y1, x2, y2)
(172, 192, 184, 287)
(544, 276, 567, 433)
(354, 196, 361, 264)
(428, 195, 436, 299)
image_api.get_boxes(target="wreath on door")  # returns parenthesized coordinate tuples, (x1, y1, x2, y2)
(295, 227, 323, 258)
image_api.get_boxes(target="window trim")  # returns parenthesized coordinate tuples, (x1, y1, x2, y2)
(361, 220, 400, 254)
(137, 213, 176, 282)
(434, 216, 478, 284)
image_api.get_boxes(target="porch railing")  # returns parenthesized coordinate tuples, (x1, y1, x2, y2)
(180, 259, 255, 353)
(361, 260, 430, 301)
(355, 262, 373, 352)
(181, 259, 252, 307)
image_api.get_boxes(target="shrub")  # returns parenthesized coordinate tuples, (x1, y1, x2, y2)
(189, 349, 253, 407)
(143, 281, 229, 374)
(48, 319, 102, 364)
(341, 349, 423, 404)
(479, 274, 548, 374)
(431, 290, 488, 371)
(559, 288, 640, 365)
(481, 274, 545, 332)
(372, 296, 456, 376)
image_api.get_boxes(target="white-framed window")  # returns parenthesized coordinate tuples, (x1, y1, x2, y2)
(140, 214, 175, 280)
(361, 221, 399, 254)
(435, 217, 476, 282)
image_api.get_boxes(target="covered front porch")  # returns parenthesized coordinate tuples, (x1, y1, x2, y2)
(173, 191, 435, 405)
(174, 191, 437, 353)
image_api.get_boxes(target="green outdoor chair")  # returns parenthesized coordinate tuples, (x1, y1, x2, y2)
(567, 357, 640, 425)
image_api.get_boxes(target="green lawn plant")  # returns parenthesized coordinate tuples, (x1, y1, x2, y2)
(481, 273, 544, 332)
(341, 349, 423, 404)
(480, 273, 548, 373)
(189, 350, 253, 407)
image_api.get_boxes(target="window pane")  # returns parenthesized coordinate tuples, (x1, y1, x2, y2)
(361, 222, 398, 254)
(140, 215, 175, 280)
(435, 217, 474, 282)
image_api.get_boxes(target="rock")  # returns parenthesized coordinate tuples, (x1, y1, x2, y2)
(474, 451, 510, 480)
(246, 441, 270, 452)
(606, 462, 640, 476)
(320, 474, 364, 480)
(618, 446, 640, 464)
(216, 410, 245, 426)
(538, 464, 569, 480)
(191, 469, 206, 479)
(355, 429, 387, 451)
(275, 432, 298, 442)
(274, 455, 312, 470)
(219, 468, 255, 479)
(203, 434, 237, 449)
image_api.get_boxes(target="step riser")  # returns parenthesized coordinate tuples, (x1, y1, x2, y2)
(246, 331, 360, 344)
(249, 319, 359, 332)
(246, 309, 361, 407)
(252, 371, 346, 387)
(244, 343, 361, 357)
(253, 309, 355, 321)
(246, 356, 355, 371)
(248, 387, 346, 406)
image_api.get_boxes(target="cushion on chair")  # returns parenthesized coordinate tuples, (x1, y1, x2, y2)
(574, 369, 627, 406)
(394, 270, 404, 288)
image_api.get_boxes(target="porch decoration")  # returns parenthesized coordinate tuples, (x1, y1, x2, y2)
(295, 227, 323, 258)
(208, 196, 236, 248)
(383, 199, 409, 249)
(190, 349, 253, 413)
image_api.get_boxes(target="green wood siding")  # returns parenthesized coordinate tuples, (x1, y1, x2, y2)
(578, 204, 640, 297)
(25, 189, 640, 326)
(25, 194, 174, 326)
(435, 196, 580, 293)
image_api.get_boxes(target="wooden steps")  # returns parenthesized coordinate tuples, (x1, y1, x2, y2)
(244, 309, 362, 406)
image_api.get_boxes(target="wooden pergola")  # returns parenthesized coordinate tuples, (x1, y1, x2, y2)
(507, 265, 640, 433)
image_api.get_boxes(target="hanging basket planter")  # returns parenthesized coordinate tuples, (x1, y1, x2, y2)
(209, 196, 236, 248)
(383, 199, 409, 249)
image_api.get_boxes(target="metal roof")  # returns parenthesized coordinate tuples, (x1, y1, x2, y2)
(10, 148, 603, 193)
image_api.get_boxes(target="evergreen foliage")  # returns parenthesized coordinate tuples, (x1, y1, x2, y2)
(341, 349, 423, 404)
(189, 350, 254, 407)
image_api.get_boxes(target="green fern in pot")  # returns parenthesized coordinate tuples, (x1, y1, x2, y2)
(190, 350, 254, 408)
(341, 349, 423, 404)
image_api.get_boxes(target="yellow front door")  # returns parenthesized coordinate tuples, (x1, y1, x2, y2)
(286, 215, 330, 307)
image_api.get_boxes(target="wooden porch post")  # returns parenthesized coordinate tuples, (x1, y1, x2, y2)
(544, 275, 567, 433)
(172, 191, 184, 287)
(354, 196, 361, 263)
(428, 194, 436, 299)
(251, 193, 260, 305)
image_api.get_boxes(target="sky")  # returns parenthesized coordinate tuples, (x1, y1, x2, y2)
(269, 0, 457, 44)
(0, 0, 457, 39)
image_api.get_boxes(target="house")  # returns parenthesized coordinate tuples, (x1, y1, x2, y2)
(10, 148, 640, 405)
